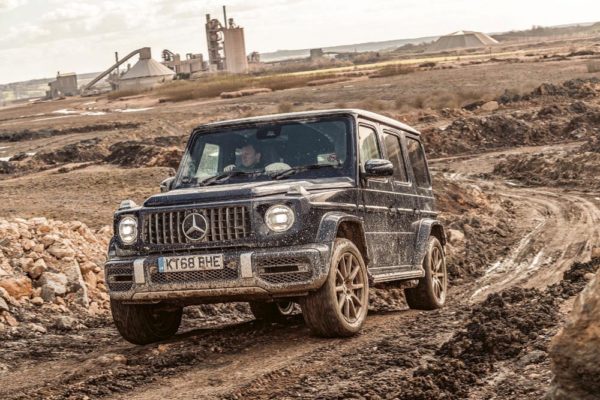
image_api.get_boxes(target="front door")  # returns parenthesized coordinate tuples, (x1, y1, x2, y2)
(357, 122, 399, 270)
(382, 129, 419, 270)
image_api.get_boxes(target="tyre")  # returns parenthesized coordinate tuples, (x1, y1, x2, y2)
(405, 236, 448, 310)
(110, 299, 183, 345)
(249, 300, 296, 323)
(301, 238, 369, 337)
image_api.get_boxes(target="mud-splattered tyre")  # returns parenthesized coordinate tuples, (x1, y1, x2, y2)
(110, 299, 183, 345)
(301, 238, 369, 337)
(405, 236, 447, 310)
(249, 301, 296, 323)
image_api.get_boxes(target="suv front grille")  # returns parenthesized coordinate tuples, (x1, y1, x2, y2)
(149, 268, 239, 284)
(142, 206, 251, 245)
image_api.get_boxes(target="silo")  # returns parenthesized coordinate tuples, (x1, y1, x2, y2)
(223, 27, 248, 74)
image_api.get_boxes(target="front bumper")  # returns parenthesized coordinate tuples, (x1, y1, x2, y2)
(104, 244, 331, 303)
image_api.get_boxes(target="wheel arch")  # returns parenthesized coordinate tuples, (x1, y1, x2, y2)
(316, 212, 370, 265)
(413, 218, 446, 266)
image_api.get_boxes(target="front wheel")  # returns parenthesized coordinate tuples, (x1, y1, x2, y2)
(301, 238, 369, 337)
(405, 236, 448, 310)
(110, 299, 182, 345)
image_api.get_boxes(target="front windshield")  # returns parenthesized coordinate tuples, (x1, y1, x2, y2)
(175, 116, 354, 188)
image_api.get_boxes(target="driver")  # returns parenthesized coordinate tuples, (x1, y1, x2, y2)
(224, 142, 262, 172)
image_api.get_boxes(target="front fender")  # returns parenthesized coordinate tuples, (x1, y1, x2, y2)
(316, 212, 369, 263)
(412, 219, 446, 266)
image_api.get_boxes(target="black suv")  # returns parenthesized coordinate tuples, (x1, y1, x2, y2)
(106, 109, 447, 344)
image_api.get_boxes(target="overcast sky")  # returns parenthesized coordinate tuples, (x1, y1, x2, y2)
(0, 0, 598, 84)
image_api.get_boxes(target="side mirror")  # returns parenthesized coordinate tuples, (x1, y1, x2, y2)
(363, 159, 394, 178)
(160, 177, 175, 193)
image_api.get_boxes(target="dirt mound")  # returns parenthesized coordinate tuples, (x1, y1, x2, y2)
(549, 259, 600, 400)
(104, 140, 183, 169)
(498, 78, 600, 104)
(493, 148, 600, 189)
(547, 258, 600, 298)
(0, 122, 141, 143)
(438, 287, 559, 365)
(0, 217, 111, 338)
(423, 114, 576, 156)
(435, 175, 517, 279)
(397, 260, 600, 399)
(36, 138, 109, 165)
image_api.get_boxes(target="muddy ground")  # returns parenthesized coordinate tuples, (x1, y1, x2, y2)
(1, 43, 600, 399)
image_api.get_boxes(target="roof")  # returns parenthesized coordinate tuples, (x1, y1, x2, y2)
(194, 109, 421, 135)
(427, 30, 499, 52)
(120, 58, 175, 80)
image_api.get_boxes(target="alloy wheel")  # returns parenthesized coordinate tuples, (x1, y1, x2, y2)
(334, 252, 366, 323)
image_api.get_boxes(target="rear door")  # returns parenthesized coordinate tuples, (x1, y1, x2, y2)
(357, 122, 399, 269)
(382, 129, 419, 270)
(403, 134, 436, 267)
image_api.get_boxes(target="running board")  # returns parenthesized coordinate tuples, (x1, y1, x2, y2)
(371, 270, 425, 284)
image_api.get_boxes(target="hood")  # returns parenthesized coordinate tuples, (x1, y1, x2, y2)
(143, 178, 354, 207)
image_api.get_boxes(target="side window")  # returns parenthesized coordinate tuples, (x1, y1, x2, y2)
(406, 137, 430, 187)
(383, 132, 408, 182)
(195, 143, 220, 179)
(358, 125, 380, 163)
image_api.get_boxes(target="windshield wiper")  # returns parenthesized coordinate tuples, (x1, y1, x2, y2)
(270, 164, 339, 180)
(199, 170, 257, 186)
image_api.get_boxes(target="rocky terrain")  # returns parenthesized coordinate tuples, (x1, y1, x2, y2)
(1, 50, 600, 399)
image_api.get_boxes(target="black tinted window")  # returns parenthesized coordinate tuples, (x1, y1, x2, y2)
(406, 137, 430, 187)
(358, 125, 380, 162)
(383, 132, 408, 182)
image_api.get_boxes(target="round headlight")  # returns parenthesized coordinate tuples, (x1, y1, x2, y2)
(265, 204, 295, 233)
(118, 216, 138, 245)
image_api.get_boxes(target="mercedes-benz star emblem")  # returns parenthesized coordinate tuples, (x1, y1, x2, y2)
(182, 212, 208, 241)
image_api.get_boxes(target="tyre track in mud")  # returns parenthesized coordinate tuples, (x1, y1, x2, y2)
(2, 143, 598, 399)
(470, 187, 600, 301)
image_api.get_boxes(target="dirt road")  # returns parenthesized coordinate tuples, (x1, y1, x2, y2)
(2, 141, 598, 400)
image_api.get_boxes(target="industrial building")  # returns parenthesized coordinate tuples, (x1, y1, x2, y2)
(82, 47, 175, 94)
(81, 6, 253, 96)
(46, 72, 78, 99)
(162, 50, 207, 76)
(205, 6, 249, 73)
(427, 31, 499, 52)
(116, 49, 175, 91)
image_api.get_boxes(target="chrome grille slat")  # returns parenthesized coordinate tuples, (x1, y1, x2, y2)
(142, 206, 250, 247)
(176, 212, 182, 243)
(162, 213, 167, 244)
(154, 213, 160, 244)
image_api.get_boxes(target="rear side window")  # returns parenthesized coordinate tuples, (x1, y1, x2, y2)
(406, 137, 430, 187)
(383, 132, 408, 182)
(358, 125, 380, 162)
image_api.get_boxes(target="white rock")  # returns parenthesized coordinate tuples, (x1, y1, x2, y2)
(38, 272, 68, 302)
(47, 244, 75, 259)
(481, 101, 499, 112)
(26, 258, 46, 279)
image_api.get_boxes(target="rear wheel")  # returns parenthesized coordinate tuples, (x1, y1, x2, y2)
(249, 300, 296, 322)
(405, 236, 447, 310)
(110, 299, 182, 345)
(301, 238, 369, 337)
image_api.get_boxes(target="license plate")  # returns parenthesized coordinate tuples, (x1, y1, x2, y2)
(158, 254, 224, 273)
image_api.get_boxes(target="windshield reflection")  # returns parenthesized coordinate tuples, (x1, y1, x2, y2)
(176, 116, 354, 188)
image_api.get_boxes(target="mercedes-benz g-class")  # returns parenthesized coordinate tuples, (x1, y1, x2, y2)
(105, 109, 447, 344)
